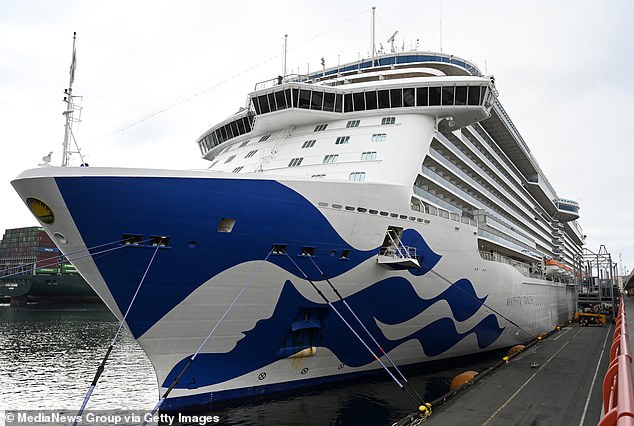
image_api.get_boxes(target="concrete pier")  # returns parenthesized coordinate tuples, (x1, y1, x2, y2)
(397, 303, 628, 425)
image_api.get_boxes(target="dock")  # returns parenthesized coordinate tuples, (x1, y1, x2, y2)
(396, 298, 634, 425)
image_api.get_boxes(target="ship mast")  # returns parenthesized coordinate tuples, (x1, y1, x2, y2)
(61, 32, 84, 167)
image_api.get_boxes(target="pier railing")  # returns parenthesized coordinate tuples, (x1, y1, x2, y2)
(599, 296, 634, 426)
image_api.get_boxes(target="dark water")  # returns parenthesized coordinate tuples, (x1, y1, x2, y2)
(0, 303, 503, 425)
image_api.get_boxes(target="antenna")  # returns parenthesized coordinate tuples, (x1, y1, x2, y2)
(439, 0, 443, 53)
(282, 34, 288, 77)
(387, 30, 399, 53)
(371, 6, 376, 63)
(61, 32, 86, 167)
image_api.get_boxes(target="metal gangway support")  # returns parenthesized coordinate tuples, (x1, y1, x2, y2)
(377, 227, 420, 269)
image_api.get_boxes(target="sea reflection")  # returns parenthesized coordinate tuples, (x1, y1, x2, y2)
(0, 303, 503, 425)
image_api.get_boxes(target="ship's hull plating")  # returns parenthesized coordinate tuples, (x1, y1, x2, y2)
(12, 168, 575, 410)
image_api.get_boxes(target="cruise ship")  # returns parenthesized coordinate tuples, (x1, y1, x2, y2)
(11, 49, 584, 411)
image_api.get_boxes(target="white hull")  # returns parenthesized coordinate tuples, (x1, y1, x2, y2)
(12, 167, 575, 409)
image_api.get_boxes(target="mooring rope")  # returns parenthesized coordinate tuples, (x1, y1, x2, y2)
(307, 256, 426, 406)
(283, 251, 426, 410)
(72, 241, 163, 426)
(0, 237, 151, 280)
(424, 263, 537, 340)
(141, 250, 273, 425)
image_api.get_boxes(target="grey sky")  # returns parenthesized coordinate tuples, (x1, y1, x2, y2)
(1, 0, 632, 273)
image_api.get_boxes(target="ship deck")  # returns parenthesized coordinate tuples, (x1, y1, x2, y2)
(396, 298, 634, 425)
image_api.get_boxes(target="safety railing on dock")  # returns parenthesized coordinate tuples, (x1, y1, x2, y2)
(599, 296, 634, 426)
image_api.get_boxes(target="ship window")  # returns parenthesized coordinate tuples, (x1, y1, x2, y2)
(442, 86, 454, 106)
(455, 86, 467, 106)
(323, 154, 338, 164)
(335, 136, 350, 145)
(244, 116, 253, 133)
(259, 134, 272, 142)
(267, 93, 277, 112)
(236, 119, 246, 134)
(345, 206, 355, 211)
(288, 157, 303, 167)
(403, 88, 415, 107)
(353, 92, 365, 111)
(416, 87, 428, 106)
(258, 95, 270, 114)
(323, 92, 335, 112)
(361, 151, 377, 161)
(275, 90, 288, 110)
(311, 174, 326, 178)
(252, 97, 261, 114)
(349, 172, 366, 182)
(344, 93, 353, 112)
(292, 88, 300, 108)
(357, 207, 367, 213)
(378, 90, 390, 109)
(218, 218, 236, 233)
(239, 140, 250, 148)
(429, 87, 441, 106)
(381, 117, 395, 125)
(302, 139, 316, 148)
(245, 150, 258, 158)
(299, 89, 311, 109)
(371, 133, 387, 142)
(232, 166, 243, 173)
(224, 155, 236, 163)
(390, 89, 402, 108)
(467, 86, 481, 106)
(219, 126, 228, 142)
(346, 120, 360, 128)
(334, 93, 343, 112)
(365, 91, 378, 110)
(340, 250, 350, 259)
(285, 89, 292, 108)
(311, 91, 323, 110)
(230, 121, 239, 137)
(314, 124, 328, 132)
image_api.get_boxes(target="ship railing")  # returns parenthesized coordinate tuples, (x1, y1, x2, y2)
(380, 245, 417, 260)
(479, 251, 531, 277)
(599, 296, 634, 425)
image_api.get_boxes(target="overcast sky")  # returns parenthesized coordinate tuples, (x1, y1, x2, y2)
(1, 0, 632, 274)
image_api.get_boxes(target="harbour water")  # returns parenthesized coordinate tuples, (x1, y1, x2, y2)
(0, 303, 504, 425)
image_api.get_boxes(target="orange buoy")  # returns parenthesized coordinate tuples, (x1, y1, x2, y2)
(507, 344, 525, 357)
(450, 371, 478, 391)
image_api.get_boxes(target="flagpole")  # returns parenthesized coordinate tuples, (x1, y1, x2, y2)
(62, 32, 77, 167)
